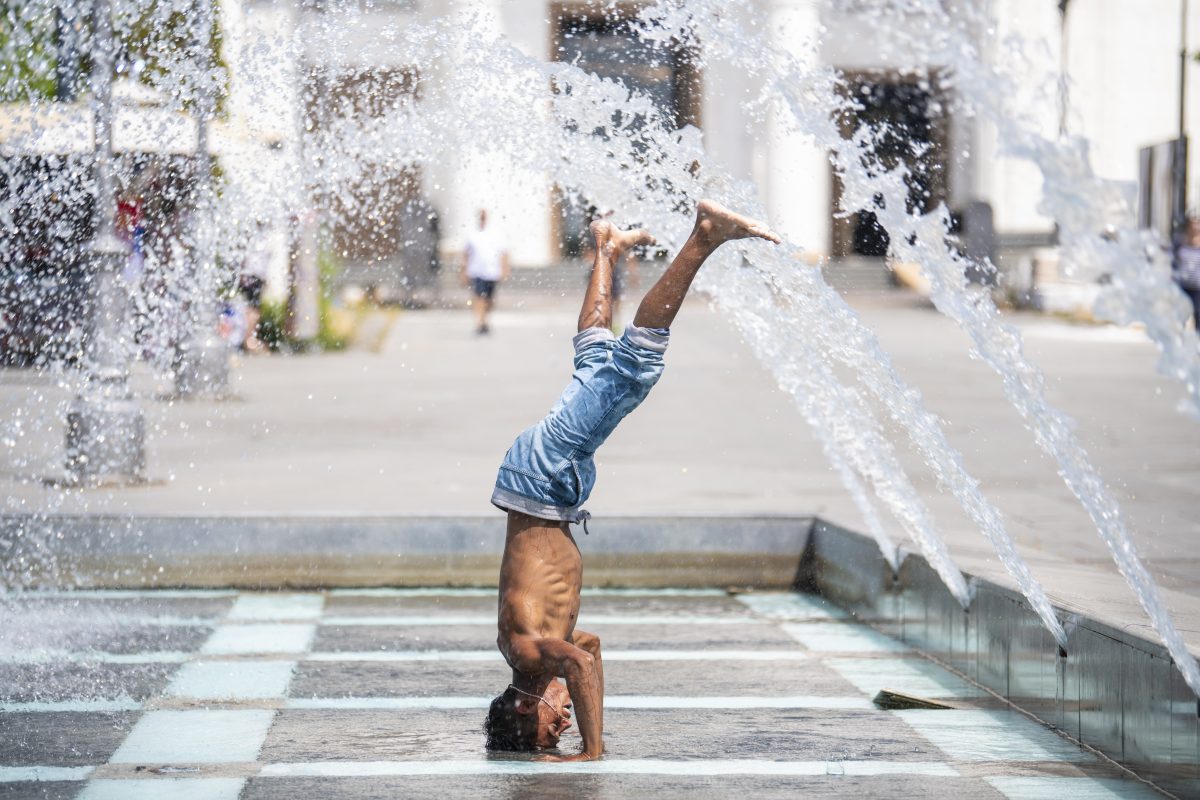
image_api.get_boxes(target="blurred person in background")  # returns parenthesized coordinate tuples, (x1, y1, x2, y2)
(461, 209, 510, 335)
(1174, 216, 1200, 331)
(238, 230, 270, 353)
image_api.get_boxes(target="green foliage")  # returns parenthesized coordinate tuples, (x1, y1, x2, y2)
(0, 1, 228, 113)
(0, 8, 58, 102)
(315, 247, 348, 352)
(251, 250, 347, 354)
(124, 2, 229, 116)
(256, 299, 289, 352)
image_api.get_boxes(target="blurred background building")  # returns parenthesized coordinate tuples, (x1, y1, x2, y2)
(2, 0, 1196, 360)
(235, 0, 1196, 306)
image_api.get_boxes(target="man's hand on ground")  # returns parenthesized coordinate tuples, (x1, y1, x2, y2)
(534, 751, 599, 763)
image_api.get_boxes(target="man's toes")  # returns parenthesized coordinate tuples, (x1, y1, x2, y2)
(757, 227, 782, 244)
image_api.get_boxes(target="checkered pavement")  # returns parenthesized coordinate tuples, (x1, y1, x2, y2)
(0, 589, 1161, 799)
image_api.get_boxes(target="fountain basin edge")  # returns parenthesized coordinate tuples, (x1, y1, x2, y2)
(1, 512, 1197, 795)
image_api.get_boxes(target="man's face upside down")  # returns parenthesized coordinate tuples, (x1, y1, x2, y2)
(485, 679, 574, 751)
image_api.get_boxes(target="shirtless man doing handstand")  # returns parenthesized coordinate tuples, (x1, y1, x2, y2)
(484, 200, 780, 760)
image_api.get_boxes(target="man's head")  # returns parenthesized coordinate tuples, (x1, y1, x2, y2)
(483, 679, 573, 751)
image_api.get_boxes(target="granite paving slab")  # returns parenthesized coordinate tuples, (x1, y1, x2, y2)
(258, 707, 944, 763)
(288, 658, 860, 698)
(323, 593, 752, 618)
(312, 622, 799, 653)
(0, 663, 177, 703)
(0, 712, 139, 766)
(0, 595, 235, 621)
(239, 774, 1008, 800)
(1, 623, 211, 657)
(0, 588, 1157, 798)
(0, 782, 82, 800)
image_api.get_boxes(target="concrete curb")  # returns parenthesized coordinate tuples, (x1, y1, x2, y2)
(3, 512, 1196, 794)
(0, 514, 812, 589)
(803, 518, 1200, 799)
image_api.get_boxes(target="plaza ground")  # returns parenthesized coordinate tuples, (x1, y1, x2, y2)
(0, 588, 1162, 798)
(2, 282, 1198, 796)
(2, 284, 1198, 650)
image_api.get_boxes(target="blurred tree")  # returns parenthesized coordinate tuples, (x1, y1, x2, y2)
(0, 5, 59, 101)
(0, 0, 227, 113)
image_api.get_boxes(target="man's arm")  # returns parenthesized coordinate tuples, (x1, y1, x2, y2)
(571, 629, 603, 733)
(501, 251, 511, 282)
(509, 635, 603, 761)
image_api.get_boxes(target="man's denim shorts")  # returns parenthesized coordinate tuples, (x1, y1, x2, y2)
(491, 324, 669, 523)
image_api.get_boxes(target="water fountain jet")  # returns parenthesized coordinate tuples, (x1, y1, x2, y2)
(63, 0, 146, 485)
(173, 0, 229, 400)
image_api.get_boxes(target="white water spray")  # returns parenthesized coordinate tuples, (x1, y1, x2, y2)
(638, 0, 1195, 689)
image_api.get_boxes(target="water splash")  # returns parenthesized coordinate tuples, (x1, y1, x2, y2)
(327, 14, 981, 607)
(5, 0, 1197, 696)
(638, 0, 1067, 646)
(823, 0, 1200, 697)
(640, 0, 1194, 689)
(866, 0, 1200, 418)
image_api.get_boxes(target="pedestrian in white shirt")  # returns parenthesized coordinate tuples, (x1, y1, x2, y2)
(1174, 216, 1200, 331)
(461, 209, 510, 335)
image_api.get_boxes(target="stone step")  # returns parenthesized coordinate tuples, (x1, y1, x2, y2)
(821, 258, 897, 293)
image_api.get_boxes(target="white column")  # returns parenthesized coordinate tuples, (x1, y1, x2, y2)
(496, 0, 553, 267)
(702, 3, 758, 185)
(422, 0, 551, 268)
(764, 0, 829, 256)
(222, 0, 303, 303)
(980, 0, 1057, 236)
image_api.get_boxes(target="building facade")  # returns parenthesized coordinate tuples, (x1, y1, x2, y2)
(5, 0, 1194, 322)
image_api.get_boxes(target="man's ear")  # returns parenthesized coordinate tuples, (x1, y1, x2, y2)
(513, 695, 538, 715)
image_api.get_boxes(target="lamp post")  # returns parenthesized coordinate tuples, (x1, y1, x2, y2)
(174, 0, 229, 397)
(64, 0, 146, 482)
(54, 6, 81, 102)
(1057, 0, 1071, 137)
(1175, 0, 1190, 233)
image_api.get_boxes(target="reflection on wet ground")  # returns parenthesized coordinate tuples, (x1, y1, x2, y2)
(0, 589, 1162, 798)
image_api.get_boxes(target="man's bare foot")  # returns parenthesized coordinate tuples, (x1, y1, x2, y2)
(693, 199, 782, 247)
(590, 220, 656, 259)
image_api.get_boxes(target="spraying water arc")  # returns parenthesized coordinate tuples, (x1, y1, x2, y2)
(634, 0, 1197, 691)
(2, 0, 1197, 700)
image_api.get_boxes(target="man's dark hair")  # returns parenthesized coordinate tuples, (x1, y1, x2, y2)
(483, 686, 535, 751)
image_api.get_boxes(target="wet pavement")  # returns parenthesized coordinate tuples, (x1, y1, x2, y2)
(0, 589, 1162, 799)
(4, 293, 1200, 657)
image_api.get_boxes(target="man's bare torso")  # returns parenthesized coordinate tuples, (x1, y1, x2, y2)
(497, 512, 582, 669)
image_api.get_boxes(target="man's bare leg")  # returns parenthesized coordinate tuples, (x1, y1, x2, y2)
(579, 221, 655, 333)
(632, 200, 781, 329)
(472, 295, 488, 332)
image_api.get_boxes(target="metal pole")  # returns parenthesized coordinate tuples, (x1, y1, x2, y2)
(174, 0, 230, 397)
(54, 6, 81, 102)
(1057, 0, 1071, 137)
(1177, 0, 1190, 230)
(1182, 0, 1190, 143)
(64, 0, 146, 483)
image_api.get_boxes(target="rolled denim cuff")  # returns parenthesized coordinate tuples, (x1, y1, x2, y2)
(621, 324, 669, 354)
(491, 486, 585, 523)
(573, 326, 616, 354)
